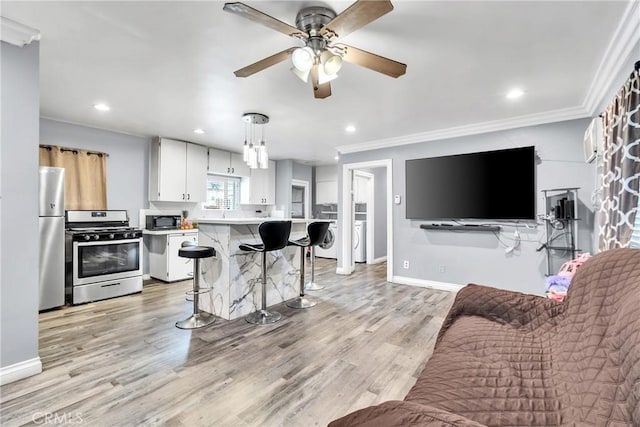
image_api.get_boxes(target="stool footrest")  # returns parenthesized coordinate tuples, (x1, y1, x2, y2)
(185, 288, 211, 297)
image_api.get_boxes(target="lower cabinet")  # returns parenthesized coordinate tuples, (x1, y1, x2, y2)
(147, 231, 198, 282)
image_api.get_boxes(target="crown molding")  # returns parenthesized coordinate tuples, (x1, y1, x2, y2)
(0, 17, 40, 47)
(582, 0, 640, 115)
(337, 106, 589, 154)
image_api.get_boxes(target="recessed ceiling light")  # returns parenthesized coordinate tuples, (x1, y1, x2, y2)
(334, 155, 340, 161)
(506, 88, 524, 99)
(193, 128, 205, 134)
(345, 125, 356, 133)
(93, 103, 110, 111)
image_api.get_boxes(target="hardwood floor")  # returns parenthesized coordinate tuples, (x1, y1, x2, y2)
(1, 259, 455, 427)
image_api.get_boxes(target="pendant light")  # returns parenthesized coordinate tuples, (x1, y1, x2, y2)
(242, 113, 269, 169)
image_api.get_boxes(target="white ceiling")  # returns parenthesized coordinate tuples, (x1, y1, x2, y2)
(2, 1, 628, 164)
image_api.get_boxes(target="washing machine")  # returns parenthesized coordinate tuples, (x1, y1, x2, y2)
(315, 221, 337, 259)
(353, 221, 366, 263)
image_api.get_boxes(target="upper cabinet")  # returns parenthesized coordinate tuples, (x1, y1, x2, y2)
(315, 165, 338, 204)
(241, 160, 276, 205)
(208, 148, 250, 177)
(149, 137, 207, 202)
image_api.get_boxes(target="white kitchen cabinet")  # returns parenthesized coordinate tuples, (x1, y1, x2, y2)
(208, 148, 250, 177)
(353, 174, 369, 203)
(147, 230, 198, 282)
(149, 138, 208, 202)
(315, 165, 338, 204)
(241, 160, 276, 205)
(316, 181, 338, 205)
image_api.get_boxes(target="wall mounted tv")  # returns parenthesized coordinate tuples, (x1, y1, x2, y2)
(405, 146, 536, 220)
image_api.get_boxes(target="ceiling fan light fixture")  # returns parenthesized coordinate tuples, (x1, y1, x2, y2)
(292, 46, 315, 72)
(320, 50, 343, 75)
(317, 65, 338, 85)
(291, 66, 310, 83)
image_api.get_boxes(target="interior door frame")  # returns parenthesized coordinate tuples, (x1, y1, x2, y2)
(341, 159, 393, 282)
(353, 170, 375, 264)
(291, 179, 310, 219)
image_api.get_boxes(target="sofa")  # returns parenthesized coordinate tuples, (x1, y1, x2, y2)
(329, 248, 640, 426)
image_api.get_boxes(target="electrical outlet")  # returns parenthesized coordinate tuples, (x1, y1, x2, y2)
(439, 265, 446, 273)
(403, 260, 409, 269)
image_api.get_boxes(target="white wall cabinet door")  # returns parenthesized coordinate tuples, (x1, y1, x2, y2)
(158, 138, 188, 202)
(150, 138, 207, 202)
(208, 148, 250, 177)
(230, 153, 250, 177)
(315, 165, 338, 204)
(354, 175, 369, 203)
(208, 148, 230, 175)
(241, 160, 275, 205)
(185, 143, 208, 202)
(316, 181, 338, 204)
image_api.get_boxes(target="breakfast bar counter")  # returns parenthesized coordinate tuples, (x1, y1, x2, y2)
(196, 219, 312, 320)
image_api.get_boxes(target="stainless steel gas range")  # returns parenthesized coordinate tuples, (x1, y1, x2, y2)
(65, 210, 143, 304)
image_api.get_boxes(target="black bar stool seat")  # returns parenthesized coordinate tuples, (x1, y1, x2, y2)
(175, 245, 216, 330)
(239, 220, 292, 325)
(287, 222, 329, 308)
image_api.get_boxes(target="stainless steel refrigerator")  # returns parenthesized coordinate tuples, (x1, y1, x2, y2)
(39, 166, 65, 310)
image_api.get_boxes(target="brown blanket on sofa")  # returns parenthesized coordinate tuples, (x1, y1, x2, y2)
(329, 248, 640, 426)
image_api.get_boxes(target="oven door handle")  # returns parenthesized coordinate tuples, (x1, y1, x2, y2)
(74, 238, 142, 247)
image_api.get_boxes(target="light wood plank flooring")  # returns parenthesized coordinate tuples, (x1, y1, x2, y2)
(1, 259, 455, 427)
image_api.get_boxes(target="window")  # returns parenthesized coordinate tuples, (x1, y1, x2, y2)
(631, 197, 640, 249)
(205, 175, 241, 210)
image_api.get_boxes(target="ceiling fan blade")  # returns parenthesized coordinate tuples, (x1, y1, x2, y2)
(234, 47, 297, 78)
(320, 0, 393, 40)
(310, 65, 332, 99)
(223, 2, 307, 40)
(334, 43, 406, 78)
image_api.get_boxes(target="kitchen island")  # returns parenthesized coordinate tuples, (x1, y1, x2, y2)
(196, 219, 312, 320)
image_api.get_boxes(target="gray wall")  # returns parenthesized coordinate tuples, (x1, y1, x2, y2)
(275, 159, 293, 216)
(338, 118, 595, 296)
(292, 161, 312, 184)
(40, 119, 151, 227)
(1, 41, 41, 369)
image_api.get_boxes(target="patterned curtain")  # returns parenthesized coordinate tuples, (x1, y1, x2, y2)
(598, 66, 640, 250)
(39, 145, 108, 210)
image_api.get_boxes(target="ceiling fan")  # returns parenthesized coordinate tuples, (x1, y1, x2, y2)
(222, 0, 407, 99)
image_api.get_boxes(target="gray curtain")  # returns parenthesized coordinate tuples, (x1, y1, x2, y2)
(598, 66, 640, 250)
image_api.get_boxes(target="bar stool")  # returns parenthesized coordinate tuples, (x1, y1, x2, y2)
(239, 220, 292, 325)
(175, 246, 216, 329)
(287, 221, 330, 309)
(306, 222, 331, 291)
(182, 240, 197, 302)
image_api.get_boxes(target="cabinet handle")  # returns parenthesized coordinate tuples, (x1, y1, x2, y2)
(182, 193, 185, 200)
(227, 167, 230, 173)
(187, 193, 190, 200)
(232, 167, 235, 173)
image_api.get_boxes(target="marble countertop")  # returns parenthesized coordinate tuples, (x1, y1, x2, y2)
(196, 218, 334, 225)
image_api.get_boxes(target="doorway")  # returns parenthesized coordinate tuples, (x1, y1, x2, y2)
(291, 179, 310, 219)
(341, 159, 393, 282)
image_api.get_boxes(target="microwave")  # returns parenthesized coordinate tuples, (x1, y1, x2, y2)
(146, 215, 181, 230)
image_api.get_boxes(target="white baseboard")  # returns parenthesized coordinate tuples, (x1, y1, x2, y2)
(392, 276, 464, 293)
(0, 357, 42, 386)
(369, 256, 387, 265)
(142, 274, 151, 280)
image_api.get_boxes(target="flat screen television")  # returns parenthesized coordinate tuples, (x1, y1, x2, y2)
(405, 146, 536, 220)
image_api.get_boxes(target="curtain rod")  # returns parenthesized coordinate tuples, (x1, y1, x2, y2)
(40, 144, 109, 157)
